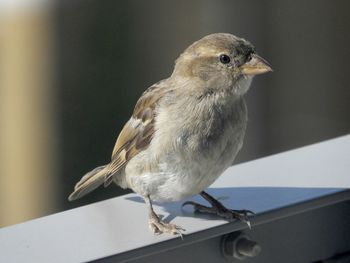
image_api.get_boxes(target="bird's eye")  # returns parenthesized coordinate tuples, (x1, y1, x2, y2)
(219, 54, 231, 64)
(246, 53, 252, 62)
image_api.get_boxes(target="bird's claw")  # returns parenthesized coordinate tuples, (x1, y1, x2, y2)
(182, 201, 202, 209)
(148, 216, 185, 239)
(182, 200, 254, 229)
(224, 209, 254, 229)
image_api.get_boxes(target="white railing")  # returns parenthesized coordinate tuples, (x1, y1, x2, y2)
(0, 135, 349, 263)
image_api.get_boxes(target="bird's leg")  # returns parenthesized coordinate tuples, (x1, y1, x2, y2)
(182, 191, 254, 228)
(144, 195, 185, 237)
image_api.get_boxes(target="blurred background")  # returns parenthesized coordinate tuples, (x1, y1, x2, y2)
(0, 0, 349, 228)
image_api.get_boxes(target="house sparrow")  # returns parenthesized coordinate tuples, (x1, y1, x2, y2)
(69, 33, 272, 236)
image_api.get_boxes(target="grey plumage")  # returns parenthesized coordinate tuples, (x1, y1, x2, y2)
(68, 33, 272, 235)
(68, 165, 108, 201)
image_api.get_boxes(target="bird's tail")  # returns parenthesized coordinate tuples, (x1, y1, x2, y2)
(68, 164, 109, 201)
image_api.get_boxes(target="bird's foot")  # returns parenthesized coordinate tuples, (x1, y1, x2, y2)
(182, 200, 254, 229)
(148, 211, 185, 238)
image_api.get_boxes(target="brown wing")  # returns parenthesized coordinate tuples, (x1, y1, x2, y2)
(104, 83, 171, 185)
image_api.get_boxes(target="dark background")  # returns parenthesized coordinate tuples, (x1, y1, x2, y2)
(58, 0, 350, 208)
(1, 0, 349, 227)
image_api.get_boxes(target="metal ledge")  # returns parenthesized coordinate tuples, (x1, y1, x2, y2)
(0, 135, 349, 263)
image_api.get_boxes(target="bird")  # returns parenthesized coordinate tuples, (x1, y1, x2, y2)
(68, 33, 272, 236)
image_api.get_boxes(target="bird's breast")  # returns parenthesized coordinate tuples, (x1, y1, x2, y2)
(124, 95, 248, 202)
(153, 96, 247, 199)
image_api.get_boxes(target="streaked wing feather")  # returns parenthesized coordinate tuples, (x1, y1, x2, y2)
(105, 84, 171, 185)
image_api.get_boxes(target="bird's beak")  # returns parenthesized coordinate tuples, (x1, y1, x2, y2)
(239, 54, 273, 75)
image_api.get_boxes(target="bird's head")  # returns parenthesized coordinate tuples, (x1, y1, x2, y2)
(172, 33, 272, 95)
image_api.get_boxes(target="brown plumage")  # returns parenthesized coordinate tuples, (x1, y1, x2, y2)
(105, 85, 172, 185)
(68, 33, 272, 235)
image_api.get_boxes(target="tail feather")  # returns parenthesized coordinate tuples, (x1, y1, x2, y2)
(68, 165, 108, 201)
